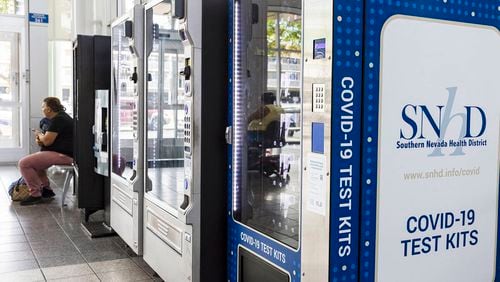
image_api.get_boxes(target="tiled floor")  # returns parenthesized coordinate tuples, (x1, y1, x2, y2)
(0, 166, 161, 282)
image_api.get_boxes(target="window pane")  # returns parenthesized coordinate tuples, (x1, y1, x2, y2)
(0, 106, 20, 148)
(0, 40, 12, 102)
(50, 41, 73, 116)
(0, 0, 24, 15)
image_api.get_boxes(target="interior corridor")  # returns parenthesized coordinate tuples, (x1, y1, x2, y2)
(0, 166, 161, 282)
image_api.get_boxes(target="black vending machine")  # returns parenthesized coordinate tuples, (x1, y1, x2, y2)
(73, 35, 114, 237)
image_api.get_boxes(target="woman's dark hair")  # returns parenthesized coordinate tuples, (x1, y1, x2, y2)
(43, 97, 66, 112)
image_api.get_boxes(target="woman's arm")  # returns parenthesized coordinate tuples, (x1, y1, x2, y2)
(37, 131, 58, 146)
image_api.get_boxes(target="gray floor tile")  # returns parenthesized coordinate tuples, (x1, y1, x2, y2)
(20, 220, 60, 230)
(26, 230, 69, 243)
(131, 257, 157, 277)
(0, 242, 31, 253)
(42, 263, 94, 280)
(73, 237, 124, 253)
(47, 273, 101, 282)
(23, 225, 63, 235)
(111, 236, 128, 247)
(81, 249, 129, 263)
(0, 268, 45, 282)
(32, 245, 80, 259)
(58, 220, 84, 231)
(37, 254, 86, 268)
(55, 217, 82, 227)
(89, 258, 139, 273)
(62, 227, 89, 238)
(30, 238, 75, 250)
(19, 215, 57, 224)
(0, 250, 35, 263)
(0, 259, 39, 274)
(97, 267, 150, 282)
(15, 207, 52, 216)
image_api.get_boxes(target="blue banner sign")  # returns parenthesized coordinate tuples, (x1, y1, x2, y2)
(29, 13, 49, 24)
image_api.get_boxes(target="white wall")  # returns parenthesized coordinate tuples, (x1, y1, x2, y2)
(28, 0, 49, 153)
(25, 0, 139, 154)
(71, 0, 130, 37)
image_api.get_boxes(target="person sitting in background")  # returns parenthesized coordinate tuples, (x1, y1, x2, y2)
(18, 97, 73, 205)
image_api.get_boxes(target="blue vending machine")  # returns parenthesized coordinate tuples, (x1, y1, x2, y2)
(227, 0, 364, 281)
(359, 1, 500, 281)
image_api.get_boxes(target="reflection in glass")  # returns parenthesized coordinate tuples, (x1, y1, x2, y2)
(111, 22, 135, 179)
(234, 1, 302, 249)
(145, 3, 185, 212)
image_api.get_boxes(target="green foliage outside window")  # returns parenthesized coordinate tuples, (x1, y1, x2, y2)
(267, 13, 278, 52)
(279, 15, 301, 51)
(0, 0, 11, 14)
(267, 12, 301, 52)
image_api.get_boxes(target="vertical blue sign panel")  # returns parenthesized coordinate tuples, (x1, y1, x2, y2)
(330, 0, 364, 281)
(360, 1, 500, 282)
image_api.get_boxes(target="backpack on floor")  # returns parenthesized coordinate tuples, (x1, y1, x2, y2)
(8, 177, 30, 201)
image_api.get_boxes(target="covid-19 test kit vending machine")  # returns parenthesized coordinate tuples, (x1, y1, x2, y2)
(227, 0, 364, 281)
(110, 4, 145, 255)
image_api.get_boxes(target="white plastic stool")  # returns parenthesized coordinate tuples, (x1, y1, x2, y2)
(50, 164, 75, 206)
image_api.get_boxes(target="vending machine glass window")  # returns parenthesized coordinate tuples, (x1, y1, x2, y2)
(111, 21, 136, 180)
(145, 7, 185, 212)
(233, 1, 302, 249)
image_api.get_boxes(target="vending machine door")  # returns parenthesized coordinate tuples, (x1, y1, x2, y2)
(110, 5, 145, 255)
(142, 1, 193, 280)
(228, 0, 304, 280)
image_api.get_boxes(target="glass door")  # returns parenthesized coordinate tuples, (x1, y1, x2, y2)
(232, 2, 303, 249)
(111, 21, 136, 180)
(0, 31, 21, 150)
(145, 9, 185, 214)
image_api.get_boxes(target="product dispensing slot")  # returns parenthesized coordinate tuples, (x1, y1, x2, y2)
(239, 247, 290, 282)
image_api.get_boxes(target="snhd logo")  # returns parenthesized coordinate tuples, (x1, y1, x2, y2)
(399, 87, 487, 156)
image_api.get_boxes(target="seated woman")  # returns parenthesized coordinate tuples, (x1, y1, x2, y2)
(18, 97, 73, 205)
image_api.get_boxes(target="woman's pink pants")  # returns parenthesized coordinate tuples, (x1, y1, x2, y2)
(18, 151, 73, 197)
